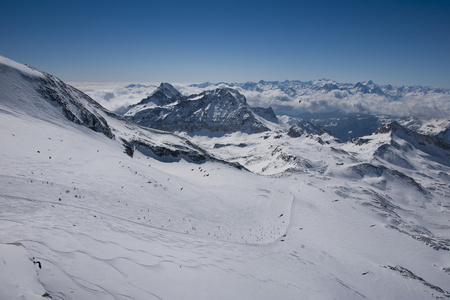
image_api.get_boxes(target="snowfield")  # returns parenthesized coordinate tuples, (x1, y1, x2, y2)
(1, 55, 450, 299)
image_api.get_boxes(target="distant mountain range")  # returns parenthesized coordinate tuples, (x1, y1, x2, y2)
(191, 79, 450, 99)
(186, 80, 450, 141)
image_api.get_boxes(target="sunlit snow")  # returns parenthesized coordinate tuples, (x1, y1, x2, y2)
(1, 55, 450, 300)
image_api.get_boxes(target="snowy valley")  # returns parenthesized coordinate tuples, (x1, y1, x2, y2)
(1, 55, 450, 299)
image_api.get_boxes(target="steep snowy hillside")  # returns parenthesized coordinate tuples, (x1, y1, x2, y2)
(121, 83, 277, 134)
(0, 56, 220, 163)
(1, 56, 450, 300)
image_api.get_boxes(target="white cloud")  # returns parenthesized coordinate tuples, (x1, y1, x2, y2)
(69, 82, 158, 111)
(238, 87, 450, 120)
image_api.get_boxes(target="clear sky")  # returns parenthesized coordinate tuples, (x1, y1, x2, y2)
(1, 0, 449, 88)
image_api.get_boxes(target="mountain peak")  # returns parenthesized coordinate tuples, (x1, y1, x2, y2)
(158, 82, 181, 99)
(353, 80, 385, 96)
(374, 121, 404, 134)
(209, 88, 247, 105)
(135, 82, 181, 106)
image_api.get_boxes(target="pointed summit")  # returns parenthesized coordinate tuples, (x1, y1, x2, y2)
(135, 82, 182, 107)
(353, 80, 385, 96)
(157, 82, 182, 99)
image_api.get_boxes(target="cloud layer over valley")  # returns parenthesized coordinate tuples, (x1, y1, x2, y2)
(72, 80, 450, 121)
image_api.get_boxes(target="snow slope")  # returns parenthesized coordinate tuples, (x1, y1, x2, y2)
(1, 55, 450, 299)
(0, 243, 48, 299)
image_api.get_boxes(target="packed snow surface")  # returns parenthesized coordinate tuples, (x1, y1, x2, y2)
(1, 55, 450, 299)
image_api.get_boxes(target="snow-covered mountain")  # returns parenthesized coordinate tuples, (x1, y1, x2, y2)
(1, 55, 450, 300)
(120, 83, 278, 134)
(188, 80, 450, 141)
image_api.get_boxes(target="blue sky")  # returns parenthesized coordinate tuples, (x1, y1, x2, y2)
(1, 0, 449, 87)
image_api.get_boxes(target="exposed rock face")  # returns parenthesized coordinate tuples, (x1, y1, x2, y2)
(0, 60, 116, 140)
(250, 106, 278, 124)
(37, 73, 115, 139)
(122, 83, 277, 134)
(287, 125, 312, 138)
